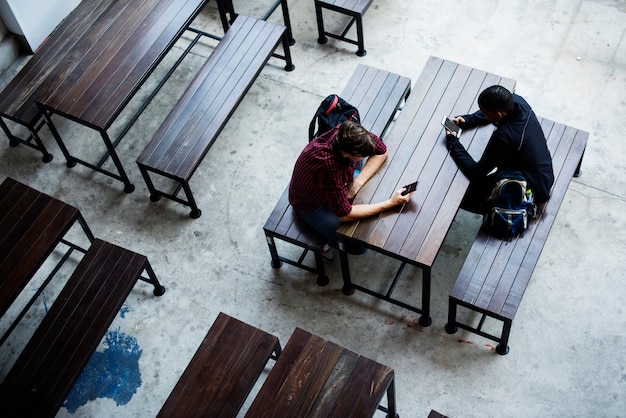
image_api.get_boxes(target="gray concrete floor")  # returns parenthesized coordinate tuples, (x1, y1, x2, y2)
(1, 1, 625, 417)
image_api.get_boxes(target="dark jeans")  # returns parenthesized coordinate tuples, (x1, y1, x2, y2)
(294, 203, 367, 255)
(460, 174, 498, 215)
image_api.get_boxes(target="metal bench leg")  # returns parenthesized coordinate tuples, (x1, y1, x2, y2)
(354, 14, 366, 56)
(137, 165, 161, 202)
(281, 33, 295, 72)
(0, 117, 53, 162)
(278, 0, 295, 45)
(419, 267, 433, 327)
(315, 2, 328, 44)
(339, 246, 354, 295)
(181, 180, 201, 218)
(270, 339, 282, 361)
(574, 148, 586, 177)
(312, 247, 329, 286)
(140, 260, 166, 296)
(444, 298, 459, 334)
(265, 234, 283, 268)
(496, 319, 512, 355)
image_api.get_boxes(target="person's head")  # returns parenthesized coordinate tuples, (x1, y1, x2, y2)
(477, 85, 515, 123)
(335, 120, 375, 161)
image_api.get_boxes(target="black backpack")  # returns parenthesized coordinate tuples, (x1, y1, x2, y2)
(308, 94, 360, 142)
(485, 170, 538, 240)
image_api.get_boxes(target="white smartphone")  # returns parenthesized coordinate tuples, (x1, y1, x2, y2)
(442, 115, 462, 138)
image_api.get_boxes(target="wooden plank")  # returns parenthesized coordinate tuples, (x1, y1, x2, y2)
(0, 0, 112, 124)
(38, 0, 206, 130)
(137, 16, 285, 179)
(0, 178, 79, 317)
(246, 328, 393, 417)
(0, 239, 150, 416)
(158, 312, 279, 417)
(451, 119, 588, 322)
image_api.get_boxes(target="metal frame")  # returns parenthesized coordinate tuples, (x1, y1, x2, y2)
(0, 114, 53, 162)
(314, 0, 371, 56)
(338, 238, 433, 327)
(216, 0, 295, 46)
(263, 229, 330, 286)
(445, 297, 512, 355)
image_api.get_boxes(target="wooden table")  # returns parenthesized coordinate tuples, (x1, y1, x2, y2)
(0, 176, 94, 345)
(336, 56, 516, 326)
(30, 0, 208, 192)
(246, 327, 398, 417)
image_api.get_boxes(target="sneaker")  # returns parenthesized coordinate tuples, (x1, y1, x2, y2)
(321, 244, 334, 261)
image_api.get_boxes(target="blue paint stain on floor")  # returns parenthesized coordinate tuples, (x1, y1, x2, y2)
(119, 304, 131, 318)
(63, 328, 142, 413)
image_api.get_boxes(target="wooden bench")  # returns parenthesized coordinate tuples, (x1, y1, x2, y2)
(137, 15, 294, 218)
(245, 327, 398, 417)
(262, 64, 411, 286)
(445, 119, 588, 354)
(315, 0, 374, 56)
(0, 177, 94, 346)
(0, 238, 165, 416)
(158, 312, 281, 417)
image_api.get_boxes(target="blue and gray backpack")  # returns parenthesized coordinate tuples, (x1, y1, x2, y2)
(485, 170, 538, 240)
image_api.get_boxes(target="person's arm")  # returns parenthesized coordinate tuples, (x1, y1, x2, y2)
(347, 150, 387, 199)
(339, 188, 411, 222)
(454, 110, 490, 130)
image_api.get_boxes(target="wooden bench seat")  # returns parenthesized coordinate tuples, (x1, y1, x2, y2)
(0, 177, 94, 345)
(158, 312, 281, 418)
(445, 118, 588, 354)
(245, 327, 397, 417)
(315, 0, 374, 56)
(136, 14, 293, 218)
(262, 63, 411, 286)
(0, 238, 165, 416)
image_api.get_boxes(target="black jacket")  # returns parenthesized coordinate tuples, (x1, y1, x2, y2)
(446, 94, 554, 203)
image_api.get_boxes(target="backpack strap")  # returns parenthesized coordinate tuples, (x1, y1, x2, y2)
(324, 95, 339, 115)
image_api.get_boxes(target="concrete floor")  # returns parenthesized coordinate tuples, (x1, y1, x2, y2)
(1, 1, 625, 417)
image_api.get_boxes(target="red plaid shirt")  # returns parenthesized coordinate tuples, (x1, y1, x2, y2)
(288, 126, 386, 217)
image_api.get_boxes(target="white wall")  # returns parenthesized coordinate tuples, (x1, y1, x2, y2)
(0, 0, 81, 52)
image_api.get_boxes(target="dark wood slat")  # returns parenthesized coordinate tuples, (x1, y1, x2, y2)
(245, 327, 394, 418)
(158, 312, 279, 417)
(37, 0, 206, 130)
(0, 239, 154, 417)
(338, 56, 517, 270)
(139, 16, 285, 179)
(0, 178, 80, 317)
(0, 0, 112, 124)
(447, 114, 588, 353)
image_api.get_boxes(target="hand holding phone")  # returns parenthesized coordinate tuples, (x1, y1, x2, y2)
(401, 180, 418, 196)
(442, 115, 462, 138)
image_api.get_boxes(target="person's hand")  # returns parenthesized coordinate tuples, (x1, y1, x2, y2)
(390, 188, 412, 206)
(347, 179, 364, 200)
(452, 116, 465, 125)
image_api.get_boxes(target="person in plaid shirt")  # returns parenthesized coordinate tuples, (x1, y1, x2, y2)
(289, 120, 413, 259)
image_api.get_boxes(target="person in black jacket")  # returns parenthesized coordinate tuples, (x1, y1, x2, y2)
(445, 85, 554, 214)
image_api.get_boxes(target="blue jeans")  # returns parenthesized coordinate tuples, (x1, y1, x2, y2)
(294, 203, 367, 255)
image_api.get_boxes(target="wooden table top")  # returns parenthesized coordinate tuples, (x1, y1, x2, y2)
(0, 177, 79, 317)
(22, 0, 207, 130)
(337, 56, 516, 268)
(246, 327, 395, 418)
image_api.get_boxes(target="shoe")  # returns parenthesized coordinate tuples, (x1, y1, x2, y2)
(321, 244, 334, 261)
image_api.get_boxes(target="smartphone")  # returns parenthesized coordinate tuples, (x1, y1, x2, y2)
(401, 180, 418, 196)
(442, 115, 462, 138)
